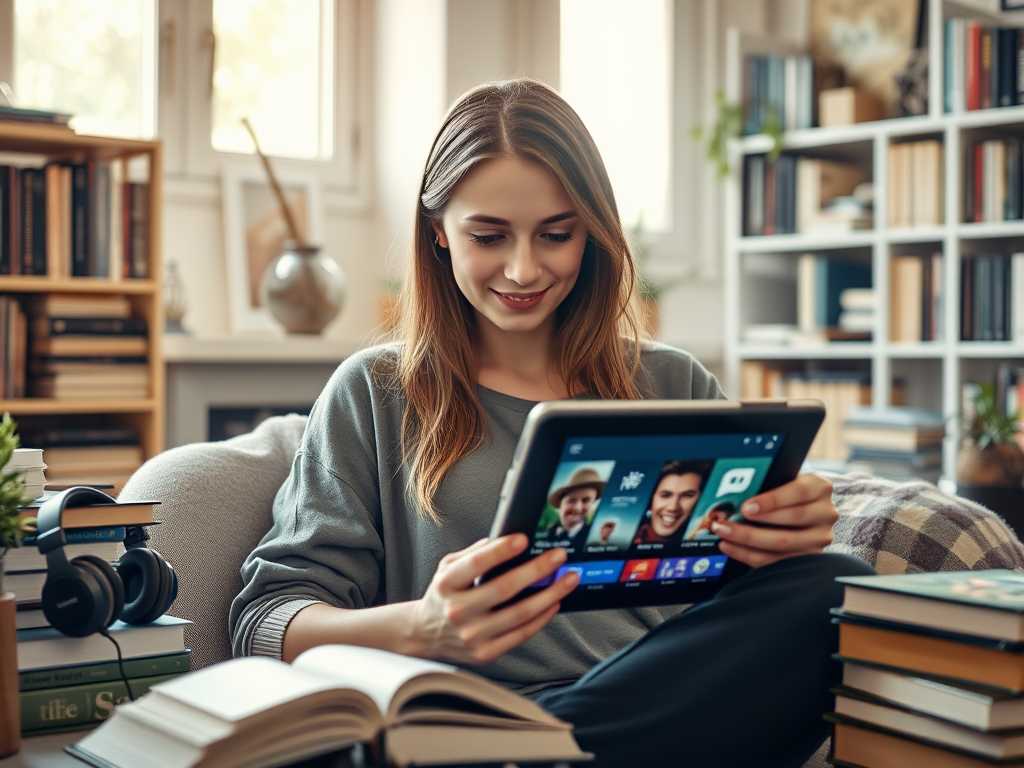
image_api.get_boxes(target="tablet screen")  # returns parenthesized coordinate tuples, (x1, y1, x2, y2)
(528, 432, 783, 593)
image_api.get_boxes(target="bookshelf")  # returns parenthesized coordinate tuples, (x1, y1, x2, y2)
(722, 0, 1024, 481)
(0, 122, 164, 486)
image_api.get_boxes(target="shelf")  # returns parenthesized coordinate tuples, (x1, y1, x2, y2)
(736, 232, 876, 253)
(886, 343, 947, 358)
(955, 222, 1024, 240)
(886, 227, 947, 243)
(163, 334, 362, 364)
(0, 277, 158, 293)
(0, 123, 158, 158)
(737, 344, 874, 360)
(0, 398, 159, 415)
(956, 343, 1024, 358)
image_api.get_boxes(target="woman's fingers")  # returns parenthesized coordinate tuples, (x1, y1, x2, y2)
(456, 572, 580, 661)
(740, 473, 833, 520)
(436, 534, 530, 592)
(452, 547, 569, 619)
(713, 516, 835, 555)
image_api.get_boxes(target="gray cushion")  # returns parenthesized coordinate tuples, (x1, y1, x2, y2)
(118, 414, 307, 670)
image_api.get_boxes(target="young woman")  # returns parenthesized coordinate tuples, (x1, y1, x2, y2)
(230, 79, 874, 768)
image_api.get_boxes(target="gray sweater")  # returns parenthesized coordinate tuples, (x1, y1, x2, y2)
(230, 342, 726, 694)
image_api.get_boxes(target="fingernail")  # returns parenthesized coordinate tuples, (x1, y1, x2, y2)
(712, 522, 732, 536)
(511, 534, 528, 550)
(743, 502, 760, 516)
(564, 570, 580, 586)
(550, 547, 567, 563)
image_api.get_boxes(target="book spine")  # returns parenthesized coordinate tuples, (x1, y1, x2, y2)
(1014, 253, 1024, 341)
(91, 162, 110, 278)
(70, 164, 89, 277)
(0, 166, 9, 274)
(982, 27, 993, 110)
(20, 527, 126, 545)
(128, 182, 149, 279)
(967, 21, 981, 110)
(20, 673, 182, 732)
(19, 651, 190, 692)
(1001, 28, 1017, 107)
(37, 318, 148, 337)
(20, 168, 44, 276)
(1019, 29, 1024, 105)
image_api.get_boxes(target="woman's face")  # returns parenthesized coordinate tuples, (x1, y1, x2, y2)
(648, 472, 703, 538)
(433, 157, 588, 339)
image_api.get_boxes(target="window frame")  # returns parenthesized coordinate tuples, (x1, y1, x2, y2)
(0, 0, 371, 212)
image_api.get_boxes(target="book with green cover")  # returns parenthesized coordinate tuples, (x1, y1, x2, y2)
(837, 570, 1024, 642)
(20, 650, 191, 692)
(21, 673, 184, 733)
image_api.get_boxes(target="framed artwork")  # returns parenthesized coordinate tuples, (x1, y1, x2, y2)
(1003, 0, 1024, 9)
(221, 163, 324, 333)
(809, 0, 921, 115)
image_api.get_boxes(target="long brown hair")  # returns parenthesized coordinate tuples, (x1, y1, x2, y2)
(398, 79, 645, 520)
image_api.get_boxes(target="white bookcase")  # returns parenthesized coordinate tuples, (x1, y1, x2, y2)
(722, 0, 1024, 480)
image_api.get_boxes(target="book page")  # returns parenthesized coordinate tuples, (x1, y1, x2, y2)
(293, 645, 458, 713)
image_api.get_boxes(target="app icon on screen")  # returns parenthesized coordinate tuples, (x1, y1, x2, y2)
(654, 557, 690, 580)
(620, 559, 660, 582)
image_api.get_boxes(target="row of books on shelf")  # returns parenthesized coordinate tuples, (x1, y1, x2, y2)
(0, 162, 150, 278)
(796, 254, 872, 342)
(961, 253, 1024, 342)
(743, 155, 870, 237)
(944, 18, 1024, 114)
(10, 424, 144, 496)
(890, 253, 944, 343)
(0, 293, 150, 401)
(887, 140, 944, 229)
(829, 569, 1024, 768)
(6, 496, 190, 736)
(741, 53, 843, 134)
(965, 138, 1024, 223)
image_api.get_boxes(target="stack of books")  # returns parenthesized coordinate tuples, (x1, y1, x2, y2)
(829, 570, 1024, 768)
(20, 426, 143, 493)
(887, 140, 943, 228)
(843, 406, 945, 484)
(9, 496, 191, 735)
(24, 294, 149, 400)
(837, 288, 876, 338)
(741, 53, 842, 134)
(8, 447, 46, 501)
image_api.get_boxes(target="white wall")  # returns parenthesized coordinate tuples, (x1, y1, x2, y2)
(163, 0, 803, 371)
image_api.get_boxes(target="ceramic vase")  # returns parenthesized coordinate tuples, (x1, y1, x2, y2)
(260, 243, 345, 334)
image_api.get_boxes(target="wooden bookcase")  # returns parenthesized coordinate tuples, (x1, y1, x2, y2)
(0, 123, 164, 467)
(722, 0, 1024, 481)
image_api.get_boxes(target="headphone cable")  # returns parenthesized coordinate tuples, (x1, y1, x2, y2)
(99, 629, 136, 702)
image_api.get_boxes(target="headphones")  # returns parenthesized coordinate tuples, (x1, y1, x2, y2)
(36, 487, 179, 637)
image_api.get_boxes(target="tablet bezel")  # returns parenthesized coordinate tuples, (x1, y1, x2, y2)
(484, 399, 826, 611)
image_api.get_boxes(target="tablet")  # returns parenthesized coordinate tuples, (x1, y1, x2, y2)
(483, 399, 825, 611)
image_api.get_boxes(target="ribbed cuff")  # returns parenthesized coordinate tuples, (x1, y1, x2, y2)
(250, 597, 323, 659)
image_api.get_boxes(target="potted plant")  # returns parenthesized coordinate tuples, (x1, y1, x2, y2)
(0, 412, 33, 590)
(955, 383, 1024, 488)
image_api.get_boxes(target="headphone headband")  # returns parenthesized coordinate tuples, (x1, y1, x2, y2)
(36, 487, 118, 555)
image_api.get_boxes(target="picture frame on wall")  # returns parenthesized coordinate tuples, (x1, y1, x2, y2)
(221, 163, 324, 334)
(1003, 0, 1024, 9)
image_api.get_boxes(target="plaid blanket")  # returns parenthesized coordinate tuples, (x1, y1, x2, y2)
(824, 472, 1024, 574)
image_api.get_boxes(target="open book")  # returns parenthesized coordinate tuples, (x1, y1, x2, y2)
(68, 645, 592, 768)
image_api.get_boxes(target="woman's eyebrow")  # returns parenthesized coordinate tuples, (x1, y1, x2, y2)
(463, 211, 578, 225)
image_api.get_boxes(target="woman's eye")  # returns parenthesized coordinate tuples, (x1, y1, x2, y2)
(543, 232, 575, 243)
(469, 234, 503, 246)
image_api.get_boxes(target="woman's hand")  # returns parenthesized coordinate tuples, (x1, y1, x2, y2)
(407, 534, 579, 665)
(711, 473, 837, 569)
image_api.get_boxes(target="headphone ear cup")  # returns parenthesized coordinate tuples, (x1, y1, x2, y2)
(117, 548, 173, 625)
(70, 556, 124, 630)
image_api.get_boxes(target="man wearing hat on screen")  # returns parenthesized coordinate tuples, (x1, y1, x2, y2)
(536, 467, 607, 549)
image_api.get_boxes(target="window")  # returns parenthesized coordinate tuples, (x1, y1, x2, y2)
(560, 0, 673, 231)
(12, 0, 156, 139)
(0, 0, 366, 199)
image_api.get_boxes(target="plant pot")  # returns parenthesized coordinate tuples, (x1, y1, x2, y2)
(956, 439, 1024, 488)
(0, 581, 20, 757)
(260, 243, 346, 335)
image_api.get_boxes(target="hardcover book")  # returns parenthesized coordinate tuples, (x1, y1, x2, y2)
(69, 645, 592, 768)
(838, 570, 1024, 642)
(17, 616, 189, 672)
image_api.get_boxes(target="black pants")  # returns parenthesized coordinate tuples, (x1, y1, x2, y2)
(535, 553, 876, 768)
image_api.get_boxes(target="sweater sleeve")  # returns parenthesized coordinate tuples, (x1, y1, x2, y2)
(229, 349, 395, 658)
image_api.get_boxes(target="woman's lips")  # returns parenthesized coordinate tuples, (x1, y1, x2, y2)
(492, 288, 548, 310)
